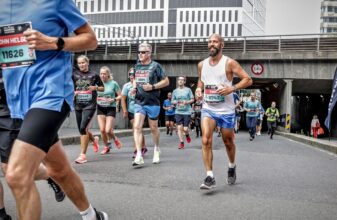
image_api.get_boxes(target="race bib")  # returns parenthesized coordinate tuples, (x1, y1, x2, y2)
(177, 101, 186, 111)
(135, 70, 149, 85)
(97, 96, 111, 107)
(76, 90, 92, 103)
(0, 22, 36, 68)
(204, 85, 225, 104)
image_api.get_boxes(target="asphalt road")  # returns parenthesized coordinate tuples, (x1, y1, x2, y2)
(2, 131, 337, 220)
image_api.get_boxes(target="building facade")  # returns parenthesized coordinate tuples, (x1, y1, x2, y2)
(74, 0, 266, 42)
(321, 0, 337, 33)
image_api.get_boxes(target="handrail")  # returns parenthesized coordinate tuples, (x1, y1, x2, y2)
(85, 33, 337, 55)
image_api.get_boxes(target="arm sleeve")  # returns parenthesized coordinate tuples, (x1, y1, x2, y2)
(121, 85, 128, 96)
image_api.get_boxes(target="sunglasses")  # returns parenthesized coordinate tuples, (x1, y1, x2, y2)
(138, 51, 150, 54)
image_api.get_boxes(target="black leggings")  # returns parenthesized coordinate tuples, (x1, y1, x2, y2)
(75, 108, 96, 135)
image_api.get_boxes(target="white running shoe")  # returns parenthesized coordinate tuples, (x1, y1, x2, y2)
(132, 156, 144, 167)
(152, 150, 160, 164)
(256, 131, 261, 136)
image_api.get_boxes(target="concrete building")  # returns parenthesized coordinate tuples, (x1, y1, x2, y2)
(74, 0, 266, 41)
(321, 0, 337, 33)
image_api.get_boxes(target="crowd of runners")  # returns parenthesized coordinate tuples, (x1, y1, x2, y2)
(0, 0, 282, 219)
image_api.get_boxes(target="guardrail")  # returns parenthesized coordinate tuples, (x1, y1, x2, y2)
(82, 33, 337, 56)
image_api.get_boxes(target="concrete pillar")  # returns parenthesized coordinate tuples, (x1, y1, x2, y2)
(279, 79, 293, 132)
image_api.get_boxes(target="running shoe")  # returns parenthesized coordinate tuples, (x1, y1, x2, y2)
(0, 214, 12, 220)
(95, 208, 109, 220)
(178, 142, 184, 149)
(114, 139, 122, 149)
(200, 176, 216, 190)
(227, 166, 236, 185)
(132, 156, 144, 167)
(132, 149, 137, 159)
(107, 142, 112, 149)
(166, 128, 169, 135)
(93, 136, 99, 153)
(100, 146, 110, 155)
(47, 178, 66, 202)
(75, 154, 87, 164)
(256, 131, 261, 136)
(141, 147, 148, 156)
(170, 132, 172, 136)
(186, 135, 191, 143)
(152, 150, 160, 164)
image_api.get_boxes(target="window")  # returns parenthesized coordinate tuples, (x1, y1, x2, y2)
(105, 0, 109, 11)
(225, 24, 228, 36)
(231, 24, 235, 36)
(222, 10, 226, 22)
(207, 24, 210, 36)
(160, 26, 163, 37)
(186, 11, 189, 22)
(160, 0, 164, 8)
(180, 11, 183, 22)
(235, 10, 238, 22)
(219, 24, 222, 35)
(136, 0, 139, 10)
(138, 26, 142, 37)
(198, 11, 201, 22)
(204, 11, 207, 22)
(194, 24, 198, 36)
(144, 26, 147, 37)
(112, 0, 116, 10)
(149, 26, 153, 37)
(210, 11, 213, 22)
(216, 11, 219, 22)
(213, 24, 216, 34)
(188, 24, 191, 36)
(128, 0, 131, 10)
(98, 0, 101, 12)
(182, 24, 186, 36)
(84, 1, 87, 13)
(155, 26, 158, 37)
(200, 24, 204, 36)
(91, 0, 94, 12)
(229, 10, 232, 22)
(120, 0, 123, 10)
(192, 11, 195, 22)
(144, 0, 148, 9)
(152, 0, 156, 9)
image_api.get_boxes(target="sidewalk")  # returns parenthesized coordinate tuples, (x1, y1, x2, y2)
(276, 131, 337, 154)
(59, 127, 166, 146)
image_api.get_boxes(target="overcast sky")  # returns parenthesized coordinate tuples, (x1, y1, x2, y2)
(265, 0, 321, 35)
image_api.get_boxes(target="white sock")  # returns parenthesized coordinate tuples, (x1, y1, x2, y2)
(154, 145, 160, 152)
(80, 204, 96, 220)
(136, 149, 142, 157)
(229, 162, 236, 168)
(206, 170, 214, 178)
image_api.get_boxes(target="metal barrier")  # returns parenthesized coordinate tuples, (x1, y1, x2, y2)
(82, 33, 337, 56)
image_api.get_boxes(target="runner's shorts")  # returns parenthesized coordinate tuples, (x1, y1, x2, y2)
(201, 109, 235, 129)
(0, 116, 22, 163)
(165, 115, 175, 122)
(128, 112, 134, 121)
(17, 101, 70, 153)
(97, 106, 116, 117)
(175, 114, 191, 127)
(134, 104, 160, 120)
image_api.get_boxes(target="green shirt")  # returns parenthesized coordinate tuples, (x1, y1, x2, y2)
(97, 80, 120, 107)
(266, 107, 280, 122)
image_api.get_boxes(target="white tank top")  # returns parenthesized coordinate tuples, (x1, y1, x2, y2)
(201, 55, 235, 114)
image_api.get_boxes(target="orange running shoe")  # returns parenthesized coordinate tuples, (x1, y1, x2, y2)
(114, 138, 122, 149)
(93, 136, 99, 153)
(75, 154, 87, 164)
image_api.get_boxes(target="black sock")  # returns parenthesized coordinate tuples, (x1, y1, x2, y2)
(0, 208, 7, 217)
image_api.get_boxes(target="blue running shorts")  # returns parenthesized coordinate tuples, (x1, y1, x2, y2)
(201, 109, 235, 129)
(134, 104, 160, 120)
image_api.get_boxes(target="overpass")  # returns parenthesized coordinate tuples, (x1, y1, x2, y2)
(68, 34, 337, 137)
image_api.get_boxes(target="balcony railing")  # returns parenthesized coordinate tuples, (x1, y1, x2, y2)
(81, 33, 337, 57)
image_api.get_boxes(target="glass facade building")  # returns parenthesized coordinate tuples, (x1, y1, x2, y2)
(74, 0, 266, 41)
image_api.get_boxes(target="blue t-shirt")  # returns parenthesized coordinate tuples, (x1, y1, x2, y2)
(172, 87, 194, 115)
(163, 99, 175, 116)
(0, 0, 86, 119)
(122, 82, 135, 114)
(244, 100, 261, 118)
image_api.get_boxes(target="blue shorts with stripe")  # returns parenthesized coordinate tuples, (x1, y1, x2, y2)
(134, 104, 160, 120)
(201, 109, 235, 129)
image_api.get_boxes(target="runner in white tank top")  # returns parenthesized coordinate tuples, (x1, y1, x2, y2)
(196, 34, 252, 190)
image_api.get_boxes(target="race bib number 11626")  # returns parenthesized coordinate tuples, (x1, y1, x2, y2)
(0, 22, 36, 68)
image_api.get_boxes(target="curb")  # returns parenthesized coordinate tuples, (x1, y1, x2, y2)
(276, 131, 337, 154)
(60, 127, 166, 146)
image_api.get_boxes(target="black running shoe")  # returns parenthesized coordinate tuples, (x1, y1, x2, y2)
(47, 178, 66, 202)
(227, 166, 236, 185)
(95, 208, 108, 220)
(200, 176, 216, 190)
(0, 214, 12, 220)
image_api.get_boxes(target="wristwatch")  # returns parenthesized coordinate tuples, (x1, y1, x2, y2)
(152, 84, 155, 90)
(56, 37, 65, 51)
